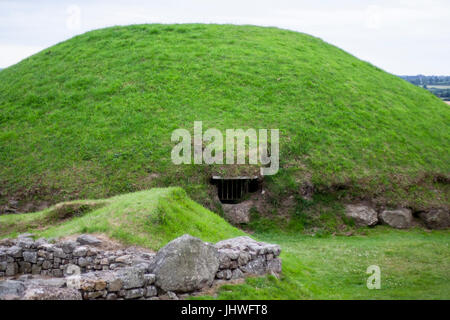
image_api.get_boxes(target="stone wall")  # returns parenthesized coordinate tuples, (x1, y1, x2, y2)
(215, 236, 282, 280)
(0, 234, 282, 300)
(0, 235, 154, 278)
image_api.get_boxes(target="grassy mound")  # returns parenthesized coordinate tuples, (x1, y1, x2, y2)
(0, 187, 244, 250)
(0, 24, 448, 210)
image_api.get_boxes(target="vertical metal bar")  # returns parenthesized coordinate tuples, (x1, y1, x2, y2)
(237, 180, 240, 199)
(225, 180, 229, 200)
(239, 180, 242, 199)
(231, 180, 234, 201)
(240, 180, 243, 199)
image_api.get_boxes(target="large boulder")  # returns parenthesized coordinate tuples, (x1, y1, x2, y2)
(222, 200, 253, 224)
(0, 280, 25, 300)
(344, 204, 378, 227)
(379, 208, 413, 229)
(149, 234, 219, 293)
(419, 209, 450, 230)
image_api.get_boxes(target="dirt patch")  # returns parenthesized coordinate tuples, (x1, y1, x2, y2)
(192, 278, 246, 298)
(45, 201, 107, 222)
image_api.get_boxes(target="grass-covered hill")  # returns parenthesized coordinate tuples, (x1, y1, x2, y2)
(0, 24, 448, 212)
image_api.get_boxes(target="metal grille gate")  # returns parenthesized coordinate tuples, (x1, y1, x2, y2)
(211, 176, 259, 204)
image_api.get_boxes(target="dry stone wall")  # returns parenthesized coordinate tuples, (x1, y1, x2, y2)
(0, 234, 282, 300)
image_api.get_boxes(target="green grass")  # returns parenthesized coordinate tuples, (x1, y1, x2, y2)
(0, 188, 448, 299)
(201, 228, 450, 300)
(0, 187, 244, 250)
(0, 24, 448, 210)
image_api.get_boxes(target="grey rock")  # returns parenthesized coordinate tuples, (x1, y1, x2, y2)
(216, 236, 281, 262)
(17, 274, 33, 281)
(419, 209, 450, 230)
(38, 243, 55, 251)
(117, 267, 145, 289)
(344, 204, 378, 227)
(216, 236, 281, 256)
(23, 251, 38, 263)
(222, 200, 253, 224)
(238, 252, 251, 266)
(0, 238, 15, 246)
(7, 246, 22, 258)
(78, 257, 88, 267)
(8, 199, 19, 208)
(61, 241, 79, 254)
(106, 293, 118, 300)
(42, 260, 53, 270)
(231, 268, 244, 279)
(107, 278, 123, 292)
(240, 256, 266, 275)
(144, 273, 156, 285)
(73, 246, 88, 257)
(379, 208, 413, 229)
(84, 290, 105, 299)
(34, 238, 48, 247)
(123, 288, 145, 299)
(167, 291, 179, 300)
(19, 261, 32, 273)
(115, 255, 133, 264)
(28, 278, 66, 288)
(52, 247, 66, 259)
(216, 269, 232, 280)
(267, 258, 282, 274)
(0, 280, 25, 300)
(31, 265, 41, 274)
(17, 238, 34, 249)
(145, 285, 157, 297)
(149, 234, 220, 293)
(5, 262, 18, 276)
(217, 251, 233, 269)
(22, 286, 82, 300)
(76, 234, 102, 246)
(37, 249, 52, 259)
(52, 269, 63, 277)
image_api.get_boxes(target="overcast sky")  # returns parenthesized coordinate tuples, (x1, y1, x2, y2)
(1, 0, 449, 74)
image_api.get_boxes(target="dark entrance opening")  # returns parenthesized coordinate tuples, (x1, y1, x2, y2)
(211, 176, 260, 204)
